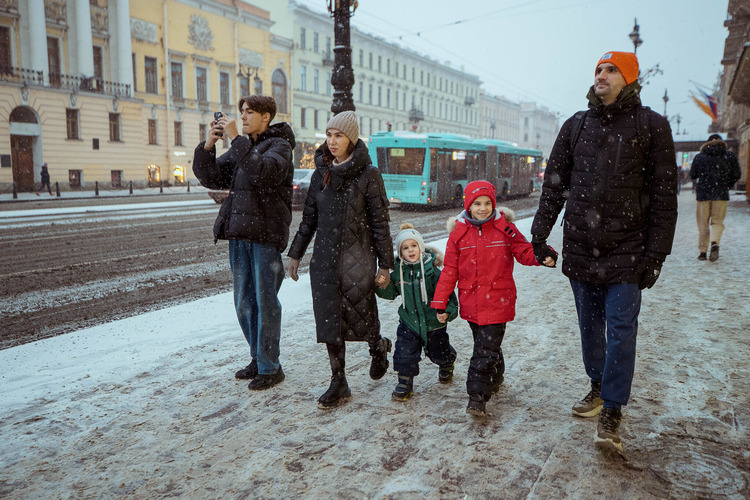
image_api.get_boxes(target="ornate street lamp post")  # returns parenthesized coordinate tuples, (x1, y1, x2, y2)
(629, 18, 643, 55)
(238, 65, 262, 96)
(663, 88, 669, 117)
(328, 0, 357, 114)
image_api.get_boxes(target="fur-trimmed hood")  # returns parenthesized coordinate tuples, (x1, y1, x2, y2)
(393, 245, 444, 268)
(446, 207, 515, 233)
(700, 138, 727, 155)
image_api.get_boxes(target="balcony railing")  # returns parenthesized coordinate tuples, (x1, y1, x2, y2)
(0, 67, 130, 97)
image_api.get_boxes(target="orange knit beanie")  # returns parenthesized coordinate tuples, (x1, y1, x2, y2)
(596, 51, 639, 85)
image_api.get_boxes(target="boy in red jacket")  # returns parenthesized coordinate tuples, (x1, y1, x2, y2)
(431, 181, 556, 417)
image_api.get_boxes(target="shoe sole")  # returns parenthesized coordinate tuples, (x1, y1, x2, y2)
(594, 433, 623, 453)
(709, 255, 719, 262)
(466, 408, 486, 417)
(572, 405, 603, 418)
(391, 392, 413, 401)
(317, 392, 351, 409)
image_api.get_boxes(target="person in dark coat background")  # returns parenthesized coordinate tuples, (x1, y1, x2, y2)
(38, 163, 52, 195)
(689, 133, 741, 261)
(287, 111, 394, 409)
(193, 95, 295, 391)
(531, 51, 678, 453)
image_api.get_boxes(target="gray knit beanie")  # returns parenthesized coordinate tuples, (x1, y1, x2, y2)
(326, 111, 359, 145)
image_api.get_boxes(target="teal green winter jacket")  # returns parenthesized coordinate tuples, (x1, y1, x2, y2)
(376, 247, 458, 344)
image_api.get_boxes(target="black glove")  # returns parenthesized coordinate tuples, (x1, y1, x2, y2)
(637, 256, 663, 290)
(531, 239, 558, 267)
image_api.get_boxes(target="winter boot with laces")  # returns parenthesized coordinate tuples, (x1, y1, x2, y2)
(391, 374, 414, 401)
(595, 407, 623, 453)
(572, 380, 603, 417)
(438, 363, 454, 383)
(369, 337, 392, 380)
(466, 393, 486, 417)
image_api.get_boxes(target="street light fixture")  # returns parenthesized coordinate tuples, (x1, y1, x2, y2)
(663, 88, 668, 117)
(629, 18, 643, 55)
(328, 0, 357, 114)
(238, 65, 262, 96)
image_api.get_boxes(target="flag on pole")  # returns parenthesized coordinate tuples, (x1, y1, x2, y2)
(690, 86, 717, 122)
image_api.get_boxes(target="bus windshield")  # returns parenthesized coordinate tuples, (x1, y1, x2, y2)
(379, 148, 426, 176)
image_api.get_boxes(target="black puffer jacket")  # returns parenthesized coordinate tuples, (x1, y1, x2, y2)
(689, 138, 741, 201)
(288, 140, 393, 345)
(192, 122, 296, 252)
(532, 82, 678, 283)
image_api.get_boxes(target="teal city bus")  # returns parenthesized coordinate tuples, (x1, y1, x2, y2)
(369, 131, 543, 207)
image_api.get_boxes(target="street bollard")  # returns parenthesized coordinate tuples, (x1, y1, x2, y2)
(160, 180, 163, 193)
(129, 181, 133, 195)
(12, 181, 17, 199)
(95, 181, 99, 196)
(56, 182, 60, 197)
(187, 181, 190, 193)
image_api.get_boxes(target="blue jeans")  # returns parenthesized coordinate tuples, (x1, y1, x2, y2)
(570, 280, 641, 409)
(228, 240, 284, 375)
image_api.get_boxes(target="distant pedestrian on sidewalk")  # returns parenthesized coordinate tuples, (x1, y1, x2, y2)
(531, 51, 678, 453)
(375, 223, 459, 401)
(192, 95, 295, 391)
(689, 133, 741, 262)
(431, 181, 556, 418)
(38, 163, 52, 196)
(287, 111, 394, 409)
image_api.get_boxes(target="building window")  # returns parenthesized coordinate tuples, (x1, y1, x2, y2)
(387, 59, 391, 75)
(368, 52, 373, 70)
(219, 71, 230, 105)
(111, 170, 123, 188)
(66, 109, 79, 139)
(196, 67, 207, 102)
(272, 69, 288, 113)
(47, 37, 61, 86)
(300, 107, 306, 128)
(412, 67, 415, 82)
(300, 27, 306, 49)
(313, 32, 319, 53)
(300, 65, 307, 91)
(132, 53, 137, 92)
(145, 56, 157, 94)
(93, 46, 103, 82)
(387, 89, 391, 109)
(395, 61, 399, 78)
(174, 121, 182, 146)
(254, 77, 263, 96)
(378, 55, 382, 73)
(326, 72, 332, 96)
(240, 75, 249, 97)
(368, 84, 372, 105)
(326, 36, 331, 56)
(314, 109, 319, 130)
(359, 49, 363, 67)
(313, 68, 319, 94)
(420, 70, 424, 86)
(170, 61, 183, 99)
(0, 27, 11, 71)
(109, 113, 121, 142)
(148, 119, 157, 144)
(359, 81, 363, 103)
(378, 86, 382, 107)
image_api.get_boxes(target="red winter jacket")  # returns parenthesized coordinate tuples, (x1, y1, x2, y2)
(431, 209, 540, 326)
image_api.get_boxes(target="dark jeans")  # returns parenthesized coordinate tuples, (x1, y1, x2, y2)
(466, 322, 506, 398)
(393, 321, 457, 378)
(570, 280, 641, 409)
(228, 240, 284, 375)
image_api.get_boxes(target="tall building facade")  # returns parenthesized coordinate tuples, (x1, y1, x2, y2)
(519, 102, 559, 161)
(478, 90, 521, 144)
(0, 0, 292, 191)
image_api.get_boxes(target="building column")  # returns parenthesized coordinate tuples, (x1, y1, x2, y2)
(112, 0, 133, 95)
(74, 0, 95, 77)
(27, 0, 48, 83)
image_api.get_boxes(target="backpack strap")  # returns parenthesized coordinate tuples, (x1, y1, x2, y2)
(567, 110, 588, 164)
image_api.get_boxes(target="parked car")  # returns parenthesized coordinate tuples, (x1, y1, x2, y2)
(292, 168, 314, 206)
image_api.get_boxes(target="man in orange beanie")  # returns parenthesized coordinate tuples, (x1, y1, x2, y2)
(531, 51, 678, 453)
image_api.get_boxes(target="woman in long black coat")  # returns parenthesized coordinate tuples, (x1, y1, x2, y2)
(287, 111, 394, 408)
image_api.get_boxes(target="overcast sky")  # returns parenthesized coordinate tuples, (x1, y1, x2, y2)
(297, 0, 729, 142)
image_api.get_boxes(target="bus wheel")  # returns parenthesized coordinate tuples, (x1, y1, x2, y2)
(454, 185, 464, 207)
(499, 183, 509, 201)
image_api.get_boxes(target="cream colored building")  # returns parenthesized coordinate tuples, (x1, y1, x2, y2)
(0, 0, 291, 191)
(479, 90, 521, 144)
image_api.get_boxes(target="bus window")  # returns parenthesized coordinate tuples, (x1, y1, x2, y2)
(451, 150, 468, 180)
(386, 148, 426, 175)
(430, 148, 438, 182)
(478, 152, 487, 179)
(376, 147, 388, 173)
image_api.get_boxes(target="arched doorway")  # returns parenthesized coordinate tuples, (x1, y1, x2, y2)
(272, 69, 288, 114)
(9, 106, 41, 192)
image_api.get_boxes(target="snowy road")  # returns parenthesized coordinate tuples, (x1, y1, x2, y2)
(0, 192, 748, 498)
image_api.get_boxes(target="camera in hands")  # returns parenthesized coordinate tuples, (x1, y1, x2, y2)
(214, 111, 223, 137)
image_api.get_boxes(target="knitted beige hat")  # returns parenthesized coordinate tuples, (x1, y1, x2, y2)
(326, 111, 359, 145)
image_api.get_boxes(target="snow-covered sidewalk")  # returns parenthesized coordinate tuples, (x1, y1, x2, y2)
(1, 193, 748, 498)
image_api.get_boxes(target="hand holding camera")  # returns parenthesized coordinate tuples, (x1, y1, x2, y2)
(213, 111, 224, 137)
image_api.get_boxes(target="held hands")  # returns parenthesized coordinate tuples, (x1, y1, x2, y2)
(375, 268, 390, 289)
(204, 113, 240, 150)
(435, 309, 448, 324)
(637, 256, 663, 290)
(531, 239, 558, 267)
(287, 258, 300, 282)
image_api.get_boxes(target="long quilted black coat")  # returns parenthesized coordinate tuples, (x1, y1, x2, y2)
(287, 140, 393, 345)
(532, 82, 678, 283)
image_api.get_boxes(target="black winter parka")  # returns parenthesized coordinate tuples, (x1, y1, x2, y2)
(689, 139, 741, 201)
(531, 83, 678, 283)
(288, 140, 393, 345)
(192, 122, 296, 252)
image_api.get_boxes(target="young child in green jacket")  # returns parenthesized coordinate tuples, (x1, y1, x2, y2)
(375, 223, 459, 401)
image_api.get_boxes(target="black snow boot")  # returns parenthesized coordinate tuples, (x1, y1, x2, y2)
(368, 337, 392, 380)
(318, 343, 351, 409)
(391, 374, 414, 401)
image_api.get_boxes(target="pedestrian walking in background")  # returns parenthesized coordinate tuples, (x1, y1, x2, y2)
(431, 181, 556, 418)
(375, 223, 459, 401)
(689, 133, 741, 262)
(38, 163, 52, 196)
(531, 51, 678, 453)
(192, 95, 295, 391)
(286, 111, 394, 409)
